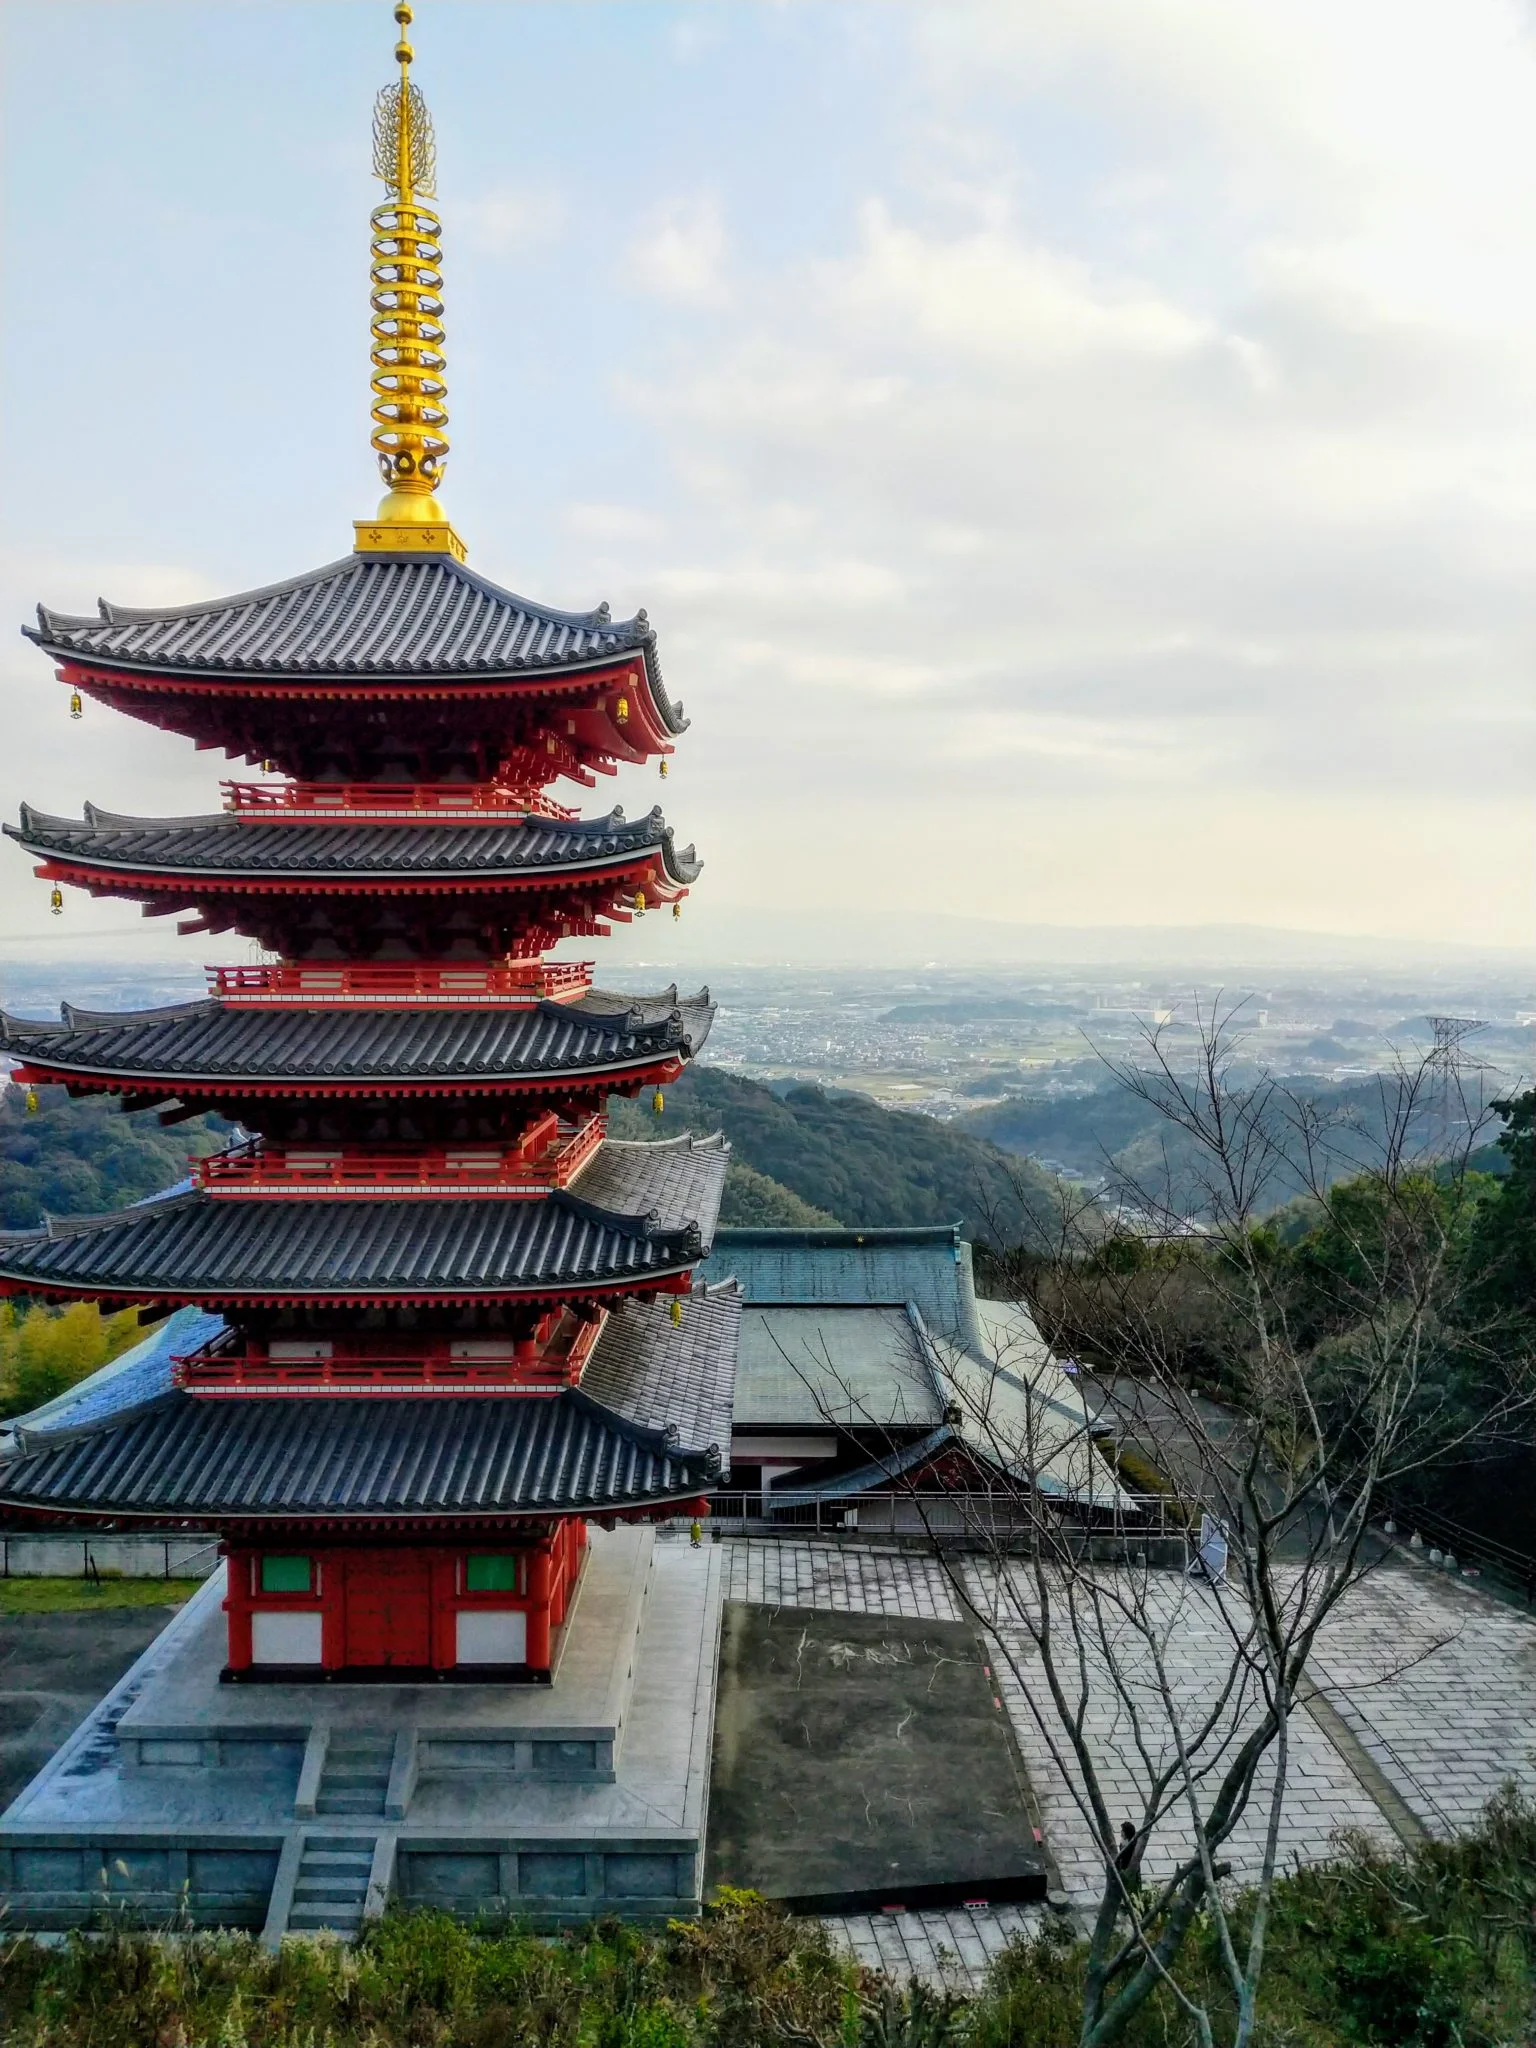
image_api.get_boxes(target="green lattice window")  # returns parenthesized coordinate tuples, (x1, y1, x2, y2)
(465, 1555, 520, 1593)
(260, 1555, 313, 1595)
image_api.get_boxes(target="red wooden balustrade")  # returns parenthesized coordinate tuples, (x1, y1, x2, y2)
(206, 958, 593, 1005)
(220, 779, 577, 822)
(175, 1308, 606, 1396)
(197, 1114, 606, 1197)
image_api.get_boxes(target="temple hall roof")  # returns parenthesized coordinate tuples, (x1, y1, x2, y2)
(27, 555, 684, 726)
(0, 1136, 728, 1302)
(7, 803, 700, 887)
(0, 987, 714, 1090)
(0, 1388, 717, 1519)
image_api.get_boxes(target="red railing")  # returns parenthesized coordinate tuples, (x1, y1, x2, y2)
(206, 959, 593, 1006)
(220, 779, 576, 822)
(197, 1113, 606, 1197)
(175, 1312, 605, 1396)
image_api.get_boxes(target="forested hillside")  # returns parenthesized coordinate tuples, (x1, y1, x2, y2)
(1, 1084, 227, 1230)
(609, 1065, 1059, 1244)
(963, 1073, 1509, 1212)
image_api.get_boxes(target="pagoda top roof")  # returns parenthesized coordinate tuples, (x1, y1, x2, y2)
(8, 802, 700, 887)
(28, 555, 684, 725)
(0, 1384, 719, 1521)
(0, 1133, 728, 1305)
(1, 986, 713, 1092)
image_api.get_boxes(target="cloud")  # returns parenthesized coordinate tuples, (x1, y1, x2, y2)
(457, 183, 565, 258)
(624, 194, 729, 304)
(580, 0, 1536, 939)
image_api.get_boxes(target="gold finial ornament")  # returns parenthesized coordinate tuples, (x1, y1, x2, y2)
(355, 1, 467, 562)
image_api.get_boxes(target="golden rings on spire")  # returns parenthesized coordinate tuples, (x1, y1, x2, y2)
(355, 0, 465, 557)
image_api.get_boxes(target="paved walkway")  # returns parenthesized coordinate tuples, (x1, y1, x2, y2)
(719, 1537, 1536, 1986)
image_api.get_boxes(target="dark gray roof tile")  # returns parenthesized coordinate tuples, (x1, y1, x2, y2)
(7, 802, 700, 885)
(0, 988, 714, 1087)
(581, 1282, 741, 1468)
(0, 1391, 717, 1517)
(0, 1144, 728, 1300)
(28, 555, 684, 731)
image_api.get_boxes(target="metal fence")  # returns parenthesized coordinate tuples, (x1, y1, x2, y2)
(0, 1532, 221, 1580)
(706, 1488, 1192, 1545)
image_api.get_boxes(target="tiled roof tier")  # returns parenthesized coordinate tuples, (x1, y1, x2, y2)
(581, 1281, 742, 1465)
(28, 555, 683, 728)
(0, 1389, 717, 1519)
(0, 1136, 729, 1304)
(7, 802, 700, 887)
(1, 987, 713, 1093)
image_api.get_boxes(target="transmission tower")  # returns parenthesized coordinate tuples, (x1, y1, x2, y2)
(1426, 1015, 1485, 1152)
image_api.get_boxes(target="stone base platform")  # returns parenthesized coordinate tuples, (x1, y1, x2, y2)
(0, 1528, 725, 1936)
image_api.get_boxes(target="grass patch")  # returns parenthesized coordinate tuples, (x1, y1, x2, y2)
(0, 1577, 203, 1616)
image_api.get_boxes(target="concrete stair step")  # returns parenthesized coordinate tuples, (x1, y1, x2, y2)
(288, 1906, 364, 1932)
(295, 1882, 369, 1905)
(323, 1767, 391, 1787)
(303, 1851, 375, 1872)
(327, 1740, 394, 1758)
(316, 1793, 387, 1814)
(305, 1834, 377, 1852)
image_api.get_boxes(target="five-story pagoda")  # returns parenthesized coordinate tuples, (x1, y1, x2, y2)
(0, 4, 736, 1684)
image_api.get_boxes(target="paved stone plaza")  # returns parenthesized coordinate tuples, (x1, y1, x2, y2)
(718, 1537, 1536, 1986)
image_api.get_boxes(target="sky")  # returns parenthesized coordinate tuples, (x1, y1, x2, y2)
(3, 0, 1536, 970)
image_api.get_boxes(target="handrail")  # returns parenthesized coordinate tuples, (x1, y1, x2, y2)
(175, 1315, 604, 1395)
(206, 959, 593, 1006)
(197, 1115, 605, 1197)
(1384, 1497, 1536, 1602)
(221, 779, 576, 822)
(705, 1489, 1185, 1541)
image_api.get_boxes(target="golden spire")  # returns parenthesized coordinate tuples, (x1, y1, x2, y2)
(355, 1, 466, 562)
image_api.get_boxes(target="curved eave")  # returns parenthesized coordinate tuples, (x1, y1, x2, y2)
(43, 643, 684, 740)
(0, 1268, 701, 1310)
(6, 1044, 695, 1101)
(7, 817, 703, 896)
(17, 854, 698, 901)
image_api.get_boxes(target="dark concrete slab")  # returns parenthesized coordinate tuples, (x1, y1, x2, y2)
(0, 1607, 183, 1812)
(707, 1603, 1047, 1913)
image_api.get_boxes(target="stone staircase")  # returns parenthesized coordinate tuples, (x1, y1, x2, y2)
(315, 1732, 394, 1817)
(287, 1834, 377, 1936)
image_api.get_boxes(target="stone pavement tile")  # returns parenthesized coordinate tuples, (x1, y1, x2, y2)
(720, 1540, 959, 1622)
(822, 1905, 1047, 1989)
(1311, 1562, 1536, 1837)
(963, 1558, 1394, 1907)
(731, 1544, 1536, 1914)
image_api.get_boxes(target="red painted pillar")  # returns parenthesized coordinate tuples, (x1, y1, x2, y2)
(526, 1540, 552, 1672)
(224, 1547, 253, 1671)
(430, 1551, 458, 1669)
(321, 1551, 347, 1671)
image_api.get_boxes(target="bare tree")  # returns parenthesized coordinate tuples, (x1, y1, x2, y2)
(787, 1000, 1534, 2048)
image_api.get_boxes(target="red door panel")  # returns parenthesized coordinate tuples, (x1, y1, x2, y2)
(343, 1550, 432, 1667)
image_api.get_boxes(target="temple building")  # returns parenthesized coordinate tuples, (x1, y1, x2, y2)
(0, 4, 739, 1933)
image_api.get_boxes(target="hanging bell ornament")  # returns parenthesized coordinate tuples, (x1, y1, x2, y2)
(670, 1297, 683, 1327)
(69, 690, 83, 720)
(652, 1088, 664, 1117)
(672, 901, 681, 922)
(634, 889, 646, 916)
(615, 695, 630, 725)
(25, 1087, 39, 1114)
(48, 885, 63, 916)
(659, 758, 668, 779)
